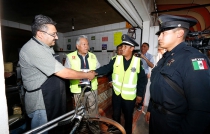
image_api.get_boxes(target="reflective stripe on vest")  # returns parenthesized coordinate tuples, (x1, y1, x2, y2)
(112, 55, 140, 100)
(67, 51, 98, 93)
(123, 57, 139, 88)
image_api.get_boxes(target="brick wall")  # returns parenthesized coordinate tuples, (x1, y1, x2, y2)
(97, 76, 112, 115)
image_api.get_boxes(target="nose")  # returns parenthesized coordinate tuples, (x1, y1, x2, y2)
(55, 34, 58, 39)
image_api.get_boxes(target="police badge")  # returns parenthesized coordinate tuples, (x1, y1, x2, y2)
(131, 67, 136, 72)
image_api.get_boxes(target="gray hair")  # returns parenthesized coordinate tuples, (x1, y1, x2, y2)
(75, 35, 88, 45)
(31, 14, 56, 36)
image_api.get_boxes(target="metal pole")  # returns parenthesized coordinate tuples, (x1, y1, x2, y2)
(24, 106, 84, 134)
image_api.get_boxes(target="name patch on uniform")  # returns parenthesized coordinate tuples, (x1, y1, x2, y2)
(72, 56, 76, 59)
(191, 58, 208, 70)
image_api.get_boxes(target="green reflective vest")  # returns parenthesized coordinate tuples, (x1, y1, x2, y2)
(112, 55, 140, 100)
(67, 51, 98, 93)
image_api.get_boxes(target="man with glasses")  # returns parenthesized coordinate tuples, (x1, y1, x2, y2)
(19, 14, 95, 131)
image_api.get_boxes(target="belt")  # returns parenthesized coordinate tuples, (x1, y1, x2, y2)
(24, 88, 41, 93)
(150, 99, 178, 116)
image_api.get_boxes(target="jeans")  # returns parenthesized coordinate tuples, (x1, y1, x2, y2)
(28, 110, 48, 133)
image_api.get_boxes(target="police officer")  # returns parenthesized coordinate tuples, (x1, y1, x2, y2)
(145, 15, 210, 134)
(95, 34, 147, 134)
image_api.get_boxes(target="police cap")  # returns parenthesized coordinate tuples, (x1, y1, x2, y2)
(156, 15, 197, 35)
(120, 34, 139, 47)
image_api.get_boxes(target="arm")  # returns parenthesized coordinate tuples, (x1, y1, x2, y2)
(60, 55, 95, 80)
(145, 112, 150, 123)
(141, 54, 154, 68)
(107, 72, 113, 87)
(180, 55, 210, 133)
(55, 68, 95, 80)
(95, 58, 115, 76)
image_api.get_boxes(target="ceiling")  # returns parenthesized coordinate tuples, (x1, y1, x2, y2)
(1, 0, 125, 33)
(1, 0, 210, 34)
(153, 0, 210, 34)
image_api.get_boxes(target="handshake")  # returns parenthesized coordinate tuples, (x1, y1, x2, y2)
(82, 70, 98, 81)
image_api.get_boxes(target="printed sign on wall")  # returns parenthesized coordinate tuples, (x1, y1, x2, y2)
(91, 36, 95, 40)
(102, 44, 107, 50)
(102, 37, 108, 42)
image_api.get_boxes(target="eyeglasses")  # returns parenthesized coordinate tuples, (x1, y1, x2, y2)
(40, 31, 58, 38)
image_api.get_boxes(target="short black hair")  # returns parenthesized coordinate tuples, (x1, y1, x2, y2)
(31, 14, 56, 36)
(116, 44, 122, 49)
(142, 42, 149, 47)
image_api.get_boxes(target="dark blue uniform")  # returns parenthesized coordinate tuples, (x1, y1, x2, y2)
(148, 42, 210, 134)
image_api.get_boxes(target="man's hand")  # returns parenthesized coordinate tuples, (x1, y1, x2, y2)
(147, 73, 150, 79)
(145, 112, 150, 124)
(89, 70, 98, 76)
(86, 71, 95, 80)
(140, 53, 147, 60)
(136, 96, 142, 105)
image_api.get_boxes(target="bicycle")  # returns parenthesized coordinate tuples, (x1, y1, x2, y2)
(23, 84, 126, 134)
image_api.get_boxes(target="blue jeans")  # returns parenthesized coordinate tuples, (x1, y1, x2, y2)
(28, 110, 48, 133)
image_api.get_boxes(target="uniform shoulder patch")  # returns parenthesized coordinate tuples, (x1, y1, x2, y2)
(191, 58, 208, 70)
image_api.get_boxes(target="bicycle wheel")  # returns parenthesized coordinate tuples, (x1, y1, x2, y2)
(78, 116, 126, 134)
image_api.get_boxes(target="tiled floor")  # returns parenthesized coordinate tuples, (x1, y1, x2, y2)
(105, 106, 149, 134)
(132, 106, 149, 134)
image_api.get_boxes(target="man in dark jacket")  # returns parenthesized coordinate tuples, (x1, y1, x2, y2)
(145, 14, 210, 134)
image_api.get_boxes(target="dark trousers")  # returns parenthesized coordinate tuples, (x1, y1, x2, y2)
(112, 90, 136, 134)
(149, 107, 182, 134)
(140, 74, 148, 106)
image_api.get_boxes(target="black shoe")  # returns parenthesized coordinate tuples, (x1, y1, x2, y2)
(137, 105, 142, 111)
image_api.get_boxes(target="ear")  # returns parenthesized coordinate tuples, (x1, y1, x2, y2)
(37, 31, 44, 39)
(130, 46, 134, 52)
(76, 44, 79, 50)
(177, 29, 184, 38)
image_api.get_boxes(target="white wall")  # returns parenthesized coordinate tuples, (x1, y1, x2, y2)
(143, 26, 159, 107)
(148, 26, 159, 56)
(0, 20, 10, 134)
(1, 19, 143, 66)
(60, 22, 142, 66)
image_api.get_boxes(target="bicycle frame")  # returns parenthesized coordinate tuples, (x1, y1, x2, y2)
(24, 85, 126, 134)
(23, 106, 84, 134)
(24, 85, 93, 134)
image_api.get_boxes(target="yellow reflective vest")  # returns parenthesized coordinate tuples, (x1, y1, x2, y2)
(112, 55, 140, 100)
(67, 51, 98, 93)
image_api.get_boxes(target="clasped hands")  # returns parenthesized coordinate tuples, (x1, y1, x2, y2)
(85, 70, 98, 81)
